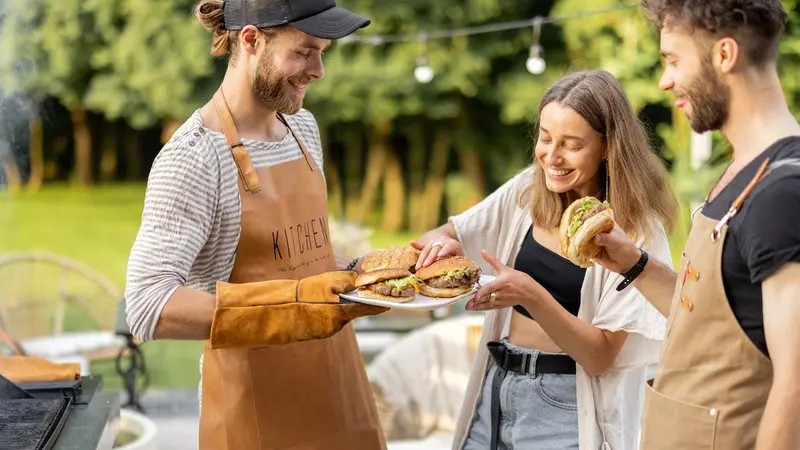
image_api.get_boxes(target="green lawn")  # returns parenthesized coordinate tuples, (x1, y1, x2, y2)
(0, 183, 686, 391)
(0, 184, 413, 390)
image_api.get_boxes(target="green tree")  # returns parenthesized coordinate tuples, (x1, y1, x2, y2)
(308, 0, 558, 232)
(0, 0, 218, 186)
(83, 0, 216, 128)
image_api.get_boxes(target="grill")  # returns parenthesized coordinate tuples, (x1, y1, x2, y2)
(0, 397, 71, 450)
(0, 375, 93, 450)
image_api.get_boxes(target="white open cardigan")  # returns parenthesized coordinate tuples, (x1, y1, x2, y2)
(449, 167, 672, 450)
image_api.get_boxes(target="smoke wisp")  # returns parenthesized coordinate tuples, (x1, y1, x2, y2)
(0, 0, 38, 191)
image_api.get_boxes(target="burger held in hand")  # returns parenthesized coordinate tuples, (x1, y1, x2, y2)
(559, 196, 614, 268)
(354, 269, 421, 303)
(415, 256, 481, 298)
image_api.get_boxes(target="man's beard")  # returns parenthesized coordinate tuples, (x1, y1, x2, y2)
(680, 59, 731, 133)
(251, 50, 310, 115)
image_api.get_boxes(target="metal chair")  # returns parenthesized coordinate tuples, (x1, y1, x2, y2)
(0, 252, 126, 375)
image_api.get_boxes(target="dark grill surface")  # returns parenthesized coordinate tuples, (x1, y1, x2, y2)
(0, 398, 70, 450)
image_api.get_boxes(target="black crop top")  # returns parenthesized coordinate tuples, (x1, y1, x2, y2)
(512, 226, 586, 319)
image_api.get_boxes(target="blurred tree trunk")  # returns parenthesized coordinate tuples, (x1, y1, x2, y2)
(161, 119, 183, 144)
(125, 125, 142, 180)
(343, 125, 363, 222)
(458, 152, 484, 196)
(356, 120, 390, 223)
(407, 123, 427, 233)
(421, 128, 452, 230)
(99, 120, 118, 182)
(381, 149, 405, 232)
(1, 144, 21, 194)
(71, 108, 92, 187)
(320, 125, 344, 218)
(26, 116, 44, 192)
(456, 111, 485, 203)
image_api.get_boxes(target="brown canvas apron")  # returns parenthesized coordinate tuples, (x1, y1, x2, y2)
(640, 159, 774, 449)
(199, 89, 386, 450)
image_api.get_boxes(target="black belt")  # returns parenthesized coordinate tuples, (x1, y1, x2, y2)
(487, 341, 576, 450)
(487, 341, 577, 375)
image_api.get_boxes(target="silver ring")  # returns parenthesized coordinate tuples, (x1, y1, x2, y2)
(430, 241, 443, 248)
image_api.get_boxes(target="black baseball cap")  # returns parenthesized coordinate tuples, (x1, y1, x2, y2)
(223, 0, 371, 40)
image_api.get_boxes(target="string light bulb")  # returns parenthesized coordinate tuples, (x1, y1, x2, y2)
(527, 45, 546, 75)
(526, 17, 546, 75)
(415, 57, 434, 83)
(414, 34, 434, 83)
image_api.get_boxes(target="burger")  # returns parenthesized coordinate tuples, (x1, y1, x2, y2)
(559, 196, 614, 268)
(354, 268, 421, 303)
(361, 246, 420, 273)
(415, 256, 481, 298)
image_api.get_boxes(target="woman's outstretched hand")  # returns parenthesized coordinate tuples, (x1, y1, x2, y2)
(410, 237, 464, 271)
(466, 251, 544, 311)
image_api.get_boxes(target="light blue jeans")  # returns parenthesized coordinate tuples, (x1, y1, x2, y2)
(462, 340, 579, 450)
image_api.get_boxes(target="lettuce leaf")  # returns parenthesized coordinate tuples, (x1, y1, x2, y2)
(385, 276, 421, 291)
(567, 198, 607, 237)
(568, 213, 585, 237)
(439, 267, 478, 281)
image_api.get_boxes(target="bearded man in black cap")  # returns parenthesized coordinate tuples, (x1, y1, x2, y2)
(124, 1, 388, 448)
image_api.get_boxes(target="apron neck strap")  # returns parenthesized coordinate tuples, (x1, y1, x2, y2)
(212, 89, 263, 194)
(712, 157, 771, 241)
(276, 113, 319, 172)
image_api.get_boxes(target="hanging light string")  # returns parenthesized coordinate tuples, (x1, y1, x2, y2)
(337, 3, 640, 81)
(339, 3, 639, 46)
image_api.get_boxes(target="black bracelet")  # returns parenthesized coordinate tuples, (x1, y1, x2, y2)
(616, 249, 649, 292)
(345, 258, 360, 271)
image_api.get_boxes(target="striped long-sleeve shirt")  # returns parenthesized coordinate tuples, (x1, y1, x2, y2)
(124, 109, 324, 342)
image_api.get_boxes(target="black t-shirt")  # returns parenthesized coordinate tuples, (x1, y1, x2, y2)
(701, 136, 800, 358)
(512, 226, 586, 319)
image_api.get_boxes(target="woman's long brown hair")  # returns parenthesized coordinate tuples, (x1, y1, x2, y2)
(521, 69, 678, 240)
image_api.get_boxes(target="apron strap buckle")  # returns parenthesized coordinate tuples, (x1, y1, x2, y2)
(712, 207, 737, 242)
(709, 157, 773, 242)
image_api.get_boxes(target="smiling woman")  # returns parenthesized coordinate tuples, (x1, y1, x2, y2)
(525, 69, 677, 238)
(411, 69, 679, 450)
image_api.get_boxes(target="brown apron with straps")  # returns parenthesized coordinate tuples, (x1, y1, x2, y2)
(640, 159, 774, 449)
(199, 89, 386, 450)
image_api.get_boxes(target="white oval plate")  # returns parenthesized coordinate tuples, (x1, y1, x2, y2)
(339, 274, 496, 311)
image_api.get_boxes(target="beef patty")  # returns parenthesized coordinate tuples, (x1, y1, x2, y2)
(366, 283, 415, 297)
(426, 271, 480, 289)
(582, 203, 608, 222)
